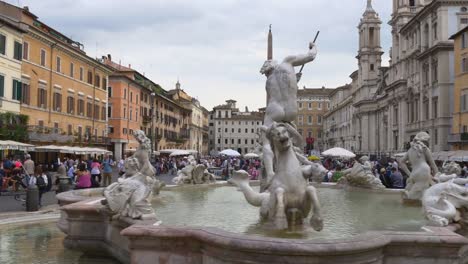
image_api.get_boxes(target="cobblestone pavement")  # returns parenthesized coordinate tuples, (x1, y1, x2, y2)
(0, 170, 177, 214)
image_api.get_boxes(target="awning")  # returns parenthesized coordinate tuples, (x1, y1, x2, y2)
(33, 145, 111, 155)
(0, 140, 35, 151)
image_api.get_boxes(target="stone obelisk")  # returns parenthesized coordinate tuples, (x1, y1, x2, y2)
(267, 24, 273, 60)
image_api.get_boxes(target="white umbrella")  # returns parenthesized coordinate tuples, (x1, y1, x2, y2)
(244, 153, 259, 158)
(0, 140, 35, 151)
(321, 147, 356, 158)
(169, 150, 190, 157)
(220, 149, 241, 157)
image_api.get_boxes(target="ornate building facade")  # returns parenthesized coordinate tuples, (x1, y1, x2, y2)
(324, 0, 468, 157)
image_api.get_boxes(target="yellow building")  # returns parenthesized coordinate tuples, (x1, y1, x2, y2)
(0, 8, 28, 114)
(450, 26, 468, 150)
(0, 4, 113, 147)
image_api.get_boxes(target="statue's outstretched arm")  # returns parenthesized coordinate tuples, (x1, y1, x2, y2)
(282, 43, 317, 67)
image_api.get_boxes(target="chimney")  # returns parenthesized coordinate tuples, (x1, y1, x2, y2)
(107, 54, 112, 61)
(128, 64, 131, 69)
(23, 6, 29, 12)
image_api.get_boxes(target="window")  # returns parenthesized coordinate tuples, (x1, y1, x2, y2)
(298, 115, 303, 125)
(70, 62, 74, 78)
(95, 74, 100, 88)
(461, 92, 468, 112)
(225, 138, 228, 144)
(94, 105, 100, 119)
(231, 128, 234, 133)
(123, 107, 127, 119)
(318, 115, 322, 124)
(318, 103, 322, 110)
(101, 107, 106, 121)
(462, 58, 468, 73)
(56, 56, 61, 72)
(0, 34, 5, 55)
(433, 23, 438, 40)
(432, 97, 438, 118)
(245, 139, 248, 144)
(40, 49, 46, 66)
(13, 41, 22, 60)
(369, 27, 374, 46)
(107, 106, 112, 118)
(38, 88, 47, 109)
(53, 92, 62, 112)
(87, 102, 92, 118)
(245, 128, 248, 133)
(238, 139, 241, 144)
(409, 0, 415, 7)
(12, 80, 21, 100)
(67, 96, 74, 114)
(0, 75, 4, 97)
(463, 33, 468, 49)
(370, 64, 374, 71)
(231, 139, 234, 144)
(218, 138, 221, 144)
(308, 115, 312, 125)
(108, 86, 112, 98)
(251, 139, 254, 144)
(22, 41, 29, 60)
(298, 102, 303, 109)
(21, 83, 30, 104)
(130, 109, 133, 120)
(130, 92, 133, 102)
(87, 70, 93, 84)
(124, 89, 127, 99)
(102, 78, 107, 91)
(308, 103, 312, 110)
(68, 124, 72, 135)
(79, 67, 84, 81)
(123, 128, 127, 134)
(77, 99, 84, 115)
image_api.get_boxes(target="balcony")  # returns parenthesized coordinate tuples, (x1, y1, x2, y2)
(28, 126, 74, 143)
(448, 133, 468, 143)
(142, 115, 152, 124)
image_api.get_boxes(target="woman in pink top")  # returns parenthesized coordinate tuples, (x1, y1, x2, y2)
(75, 163, 91, 189)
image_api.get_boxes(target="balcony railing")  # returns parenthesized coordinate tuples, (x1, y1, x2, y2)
(28, 125, 74, 143)
(448, 133, 468, 143)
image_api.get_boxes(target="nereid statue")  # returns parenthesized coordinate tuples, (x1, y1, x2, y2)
(423, 162, 468, 227)
(398, 132, 438, 201)
(338, 156, 385, 189)
(172, 155, 216, 185)
(102, 130, 162, 219)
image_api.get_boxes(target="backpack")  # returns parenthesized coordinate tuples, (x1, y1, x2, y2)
(37, 176, 46, 188)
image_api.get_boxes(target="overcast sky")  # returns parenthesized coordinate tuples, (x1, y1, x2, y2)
(14, 0, 393, 111)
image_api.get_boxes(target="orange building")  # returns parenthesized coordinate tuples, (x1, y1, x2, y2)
(0, 4, 113, 149)
(103, 55, 191, 160)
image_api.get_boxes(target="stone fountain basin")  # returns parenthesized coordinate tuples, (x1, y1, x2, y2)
(57, 182, 468, 264)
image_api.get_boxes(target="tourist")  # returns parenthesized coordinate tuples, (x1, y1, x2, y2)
(379, 168, 391, 188)
(35, 166, 48, 207)
(90, 158, 101, 187)
(23, 154, 35, 177)
(332, 167, 343, 182)
(75, 163, 92, 190)
(67, 165, 75, 183)
(389, 167, 404, 189)
(101, 155, 113, 187)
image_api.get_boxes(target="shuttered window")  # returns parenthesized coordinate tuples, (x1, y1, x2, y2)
(12, 80, 21, 100)
(0, 75, 4, 97)
(13, 42, 22, 60)
(0, 34, 5, 55)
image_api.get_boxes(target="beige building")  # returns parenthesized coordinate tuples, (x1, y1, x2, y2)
(324, 0, 468, 157)
(167, 81, 209, 155)
(209, 100, 264, 155)
(296, 87, 332, 153)
(449, 25, 468, 149)
(0, 10, 27, 114)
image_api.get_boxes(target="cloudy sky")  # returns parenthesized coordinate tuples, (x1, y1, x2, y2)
(14, 0, 393, 111)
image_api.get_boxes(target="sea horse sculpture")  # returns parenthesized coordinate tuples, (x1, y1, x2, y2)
(230, 122, 325, 230)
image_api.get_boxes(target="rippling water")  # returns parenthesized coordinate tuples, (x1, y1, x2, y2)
(0, 222, 119, 264)
(153, 185, 426, 239)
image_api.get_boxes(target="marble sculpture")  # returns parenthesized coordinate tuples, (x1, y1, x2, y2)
(230, 41, 327, 231)
(398, 131, 438, 201)
(338, 156, 385, 189)
(423, 162, 468, 227)
(102, 130, 162, 219)
(172, 155, 216, 185)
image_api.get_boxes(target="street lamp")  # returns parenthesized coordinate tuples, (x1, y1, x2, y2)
(150, 92, 156, 161)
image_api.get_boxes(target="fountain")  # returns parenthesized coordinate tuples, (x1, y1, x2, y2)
(49, 41, 468, 264)
(172, 155, 216, 185)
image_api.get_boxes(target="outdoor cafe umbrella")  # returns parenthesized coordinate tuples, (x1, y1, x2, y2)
(321, 147, 356, 159)
(169, 150, 191, 157)
(244, 153, 259, 159)
(220, 149, 241, 157)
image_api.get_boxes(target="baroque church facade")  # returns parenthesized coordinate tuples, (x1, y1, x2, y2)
(324, 0, 468, 157)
